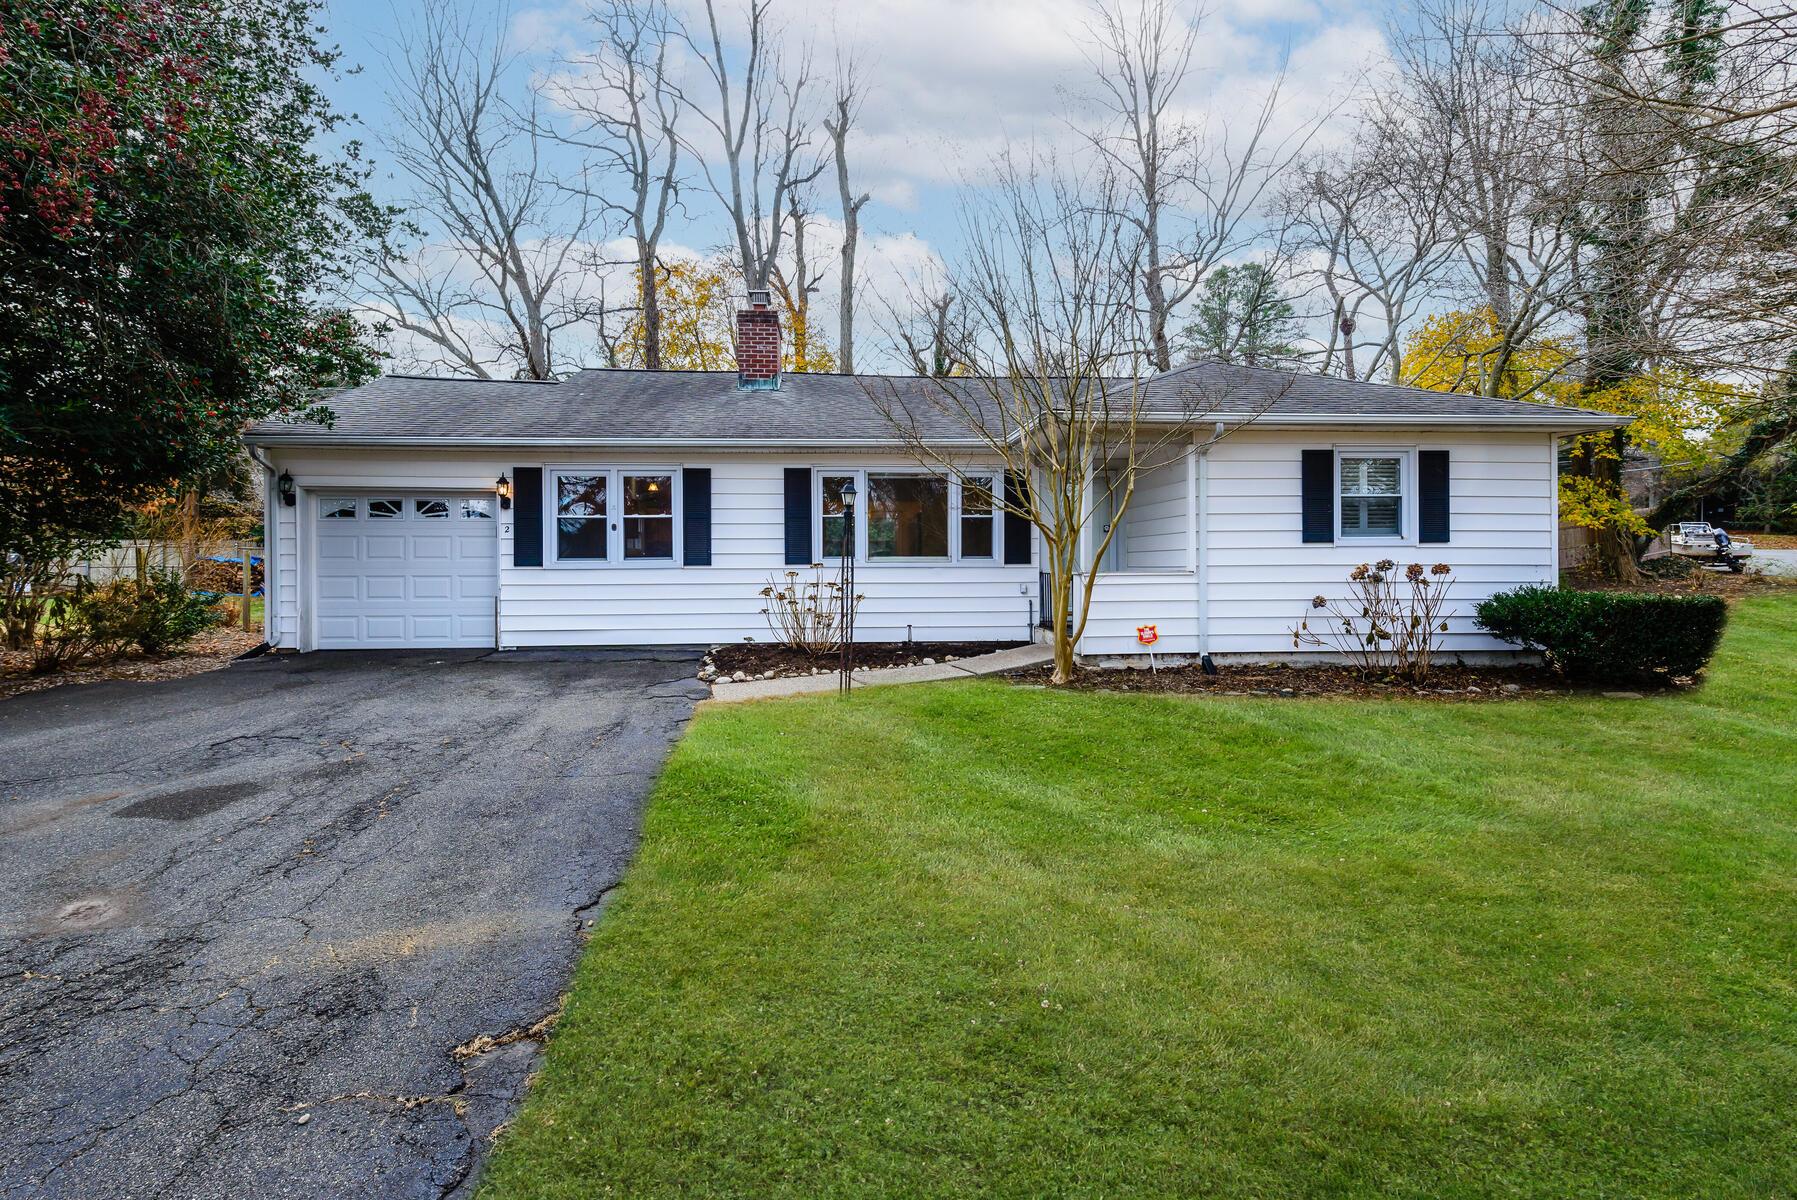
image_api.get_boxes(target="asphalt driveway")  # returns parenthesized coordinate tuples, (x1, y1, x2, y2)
(0, 648, 707, 1199)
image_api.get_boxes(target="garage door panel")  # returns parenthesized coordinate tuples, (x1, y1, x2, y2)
(314, 493, 496, 650)
(363, 615, 408, 640)
(365, 575, 407, 601)
(365, 535, 408, 561)
(411, 536, 453, 560)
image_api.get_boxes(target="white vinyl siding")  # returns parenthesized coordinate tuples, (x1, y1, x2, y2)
(1201, 427, 1554, 657)
(257, 449, 1038, 649)
(1120, 458, 1190, 570)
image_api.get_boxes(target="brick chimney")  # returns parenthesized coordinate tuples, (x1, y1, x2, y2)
(736, 288, 780, 390)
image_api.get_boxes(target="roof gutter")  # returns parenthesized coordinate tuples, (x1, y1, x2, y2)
(244, 414, 1628, 451)
(242, 434, 994, 450)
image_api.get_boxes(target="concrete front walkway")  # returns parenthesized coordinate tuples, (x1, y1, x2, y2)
(709, 643, 1053, 703)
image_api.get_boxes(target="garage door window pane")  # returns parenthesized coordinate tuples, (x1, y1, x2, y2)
(320, 498, 357, 520)
(623, 474, 674, 560)
(556, 474, 607, 560)
(868, 474, 949, 559)
(460, 498, 494, 519)
(367, 498, 403, 519)
(415, 499, 450, 519)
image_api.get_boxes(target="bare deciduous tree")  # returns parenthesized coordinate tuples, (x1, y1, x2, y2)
(868, 157, 1273, 683)
(550, 0, 685, 370)
(823, 61, 872, 373)
(371, 0, 599, 379)
(771, 191, 829, 369)
(680, 0, 827, 292)
(1081, 0, 1316, 372)
(1285, 120, 1458, 383)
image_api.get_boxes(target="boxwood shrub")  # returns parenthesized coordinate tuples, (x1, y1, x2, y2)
(1474, 586, 1728, 683)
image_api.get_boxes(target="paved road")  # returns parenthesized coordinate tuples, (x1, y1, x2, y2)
(0, 649, 706, 1199)
(1754, 547, 1797, 578)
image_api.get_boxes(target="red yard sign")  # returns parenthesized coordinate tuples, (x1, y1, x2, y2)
(1136, 624, 1159, 646)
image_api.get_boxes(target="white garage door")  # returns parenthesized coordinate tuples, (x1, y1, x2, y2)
(313, 493, 498, 649)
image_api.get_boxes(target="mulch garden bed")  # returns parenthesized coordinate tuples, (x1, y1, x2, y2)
(0, 626, 264, 701)
(704, 640, 1026, 683)
(1002, 660, 1671, 701)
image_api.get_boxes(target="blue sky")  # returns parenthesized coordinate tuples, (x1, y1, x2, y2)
(318, 0, 1392, 372)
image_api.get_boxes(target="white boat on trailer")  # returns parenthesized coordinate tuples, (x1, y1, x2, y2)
(1661, 522, 1754, 573)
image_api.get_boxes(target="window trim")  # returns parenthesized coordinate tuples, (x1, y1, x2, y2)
(1333, 447, 1415, 545)
(816, 466, 1006, 566)
(955, 473, 999, 561)
(545, 466, 683, 567)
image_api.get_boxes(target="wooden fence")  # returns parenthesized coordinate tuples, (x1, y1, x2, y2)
(1558, 523, 1596, 571)
(69, 540, 264, 632)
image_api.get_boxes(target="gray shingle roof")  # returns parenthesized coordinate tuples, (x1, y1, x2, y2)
(244, 361, 1629, 446)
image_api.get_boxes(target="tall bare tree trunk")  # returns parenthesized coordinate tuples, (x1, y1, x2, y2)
(824, 77, 869, 374)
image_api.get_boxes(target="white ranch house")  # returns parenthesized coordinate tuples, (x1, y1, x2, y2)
(246, 298, 1629, 663)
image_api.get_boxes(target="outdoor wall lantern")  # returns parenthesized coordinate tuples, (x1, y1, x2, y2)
(496, 473, 512, 510)
(278, 471, 295, 507)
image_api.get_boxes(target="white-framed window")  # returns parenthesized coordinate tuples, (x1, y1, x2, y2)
(820, 474, 856, 558)
(816, 468, 1002, 563)
(319, 497, 357, 520)
(958, 474, 997, 559)
(555, 473, 608, 561)
(415, 498, 451, 519)
(367, 498, 404, 519)
(868, 472, 950, 560)
(548, 469, 681, 565)
(460, 497, 494, 520)
(621, 473, 674, 560)
(1338, 452, 1406, 539)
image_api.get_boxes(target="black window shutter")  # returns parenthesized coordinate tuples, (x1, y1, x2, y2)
(784, 467, 813, 565)
(1003, 471, 1032, 565)
(513, 467, 543, 567)
(1300, 449, 1334, 544)
(1419, 450, 1450, 544)
(682, 468, 712, 565)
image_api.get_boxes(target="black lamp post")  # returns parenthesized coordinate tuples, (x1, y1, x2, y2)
(496, 473, 512, 510)
(277, 471, 295, 507)
(838, 479, 857, 695)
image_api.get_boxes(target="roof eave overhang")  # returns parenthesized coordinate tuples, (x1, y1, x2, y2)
(242, 434, 991, 451)
(1124, 412, 1635, 434)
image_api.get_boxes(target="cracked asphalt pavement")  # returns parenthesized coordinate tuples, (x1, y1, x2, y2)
(0, 648, 708, 1199)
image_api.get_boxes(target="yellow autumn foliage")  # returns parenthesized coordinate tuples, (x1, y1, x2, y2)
(620, 257, 835, 373)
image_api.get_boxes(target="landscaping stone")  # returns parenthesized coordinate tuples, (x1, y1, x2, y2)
(709, 643, 1053, 703)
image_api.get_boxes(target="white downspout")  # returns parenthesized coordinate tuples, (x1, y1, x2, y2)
(1196, 422, 1220, 669)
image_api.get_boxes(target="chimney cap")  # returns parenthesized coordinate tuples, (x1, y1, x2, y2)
(747, 287, 773, 309)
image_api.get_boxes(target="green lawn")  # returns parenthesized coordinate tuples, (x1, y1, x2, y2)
(479, 596, 1797, 1199)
